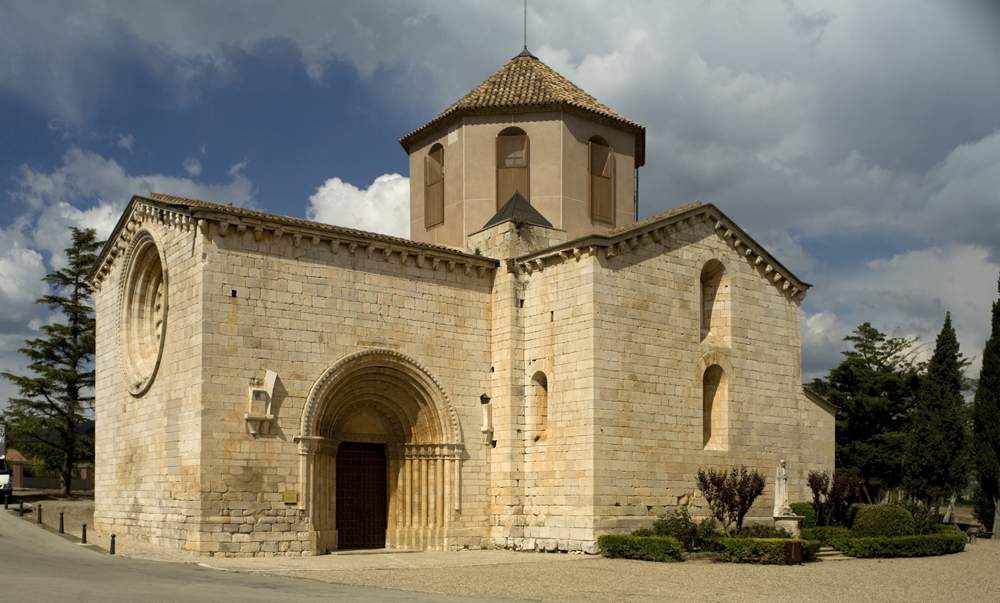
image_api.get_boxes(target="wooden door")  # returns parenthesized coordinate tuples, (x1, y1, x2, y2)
(336, 442, 387, 549)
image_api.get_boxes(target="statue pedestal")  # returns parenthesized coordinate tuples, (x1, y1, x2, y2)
(773, 515, 804, 538)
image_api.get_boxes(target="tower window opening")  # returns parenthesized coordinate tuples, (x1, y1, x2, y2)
(425, 143, 445, 228)
(496, 127, 529, 207)
(589, 136, 614, 224)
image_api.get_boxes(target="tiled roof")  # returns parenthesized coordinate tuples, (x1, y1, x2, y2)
(143, 193, 488, 260)
(400, 50, 645, 165)
(90, 192, 498, 282)
(482, 191, 554, 230)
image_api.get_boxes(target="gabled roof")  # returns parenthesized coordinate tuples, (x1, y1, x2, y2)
(482, 192, 553, 230)
(509, 202, 812, 301)
(90, 193, 498, 285)
(400, 50, 645, 166)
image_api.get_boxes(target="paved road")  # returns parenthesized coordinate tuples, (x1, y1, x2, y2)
(0, 511, 515, 602)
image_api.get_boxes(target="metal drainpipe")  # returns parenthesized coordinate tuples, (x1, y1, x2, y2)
(633, 169, 639, 221)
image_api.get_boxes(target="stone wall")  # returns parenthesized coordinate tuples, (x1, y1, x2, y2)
(93, 207, 206, 552)
(589, 218, 834, 535)
(195, 223, 496, 556)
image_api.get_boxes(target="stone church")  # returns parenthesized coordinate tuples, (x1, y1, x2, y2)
(91, 49, 834, 556)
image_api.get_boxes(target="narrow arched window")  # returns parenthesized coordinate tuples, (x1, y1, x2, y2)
(496, 127, 529, 208)
(530, 371, 548, 442)
(425, 143, 445, 228)
(700, 260, 730, 343)
(703, 364, 728, 449)
(589, 136, 614, 224)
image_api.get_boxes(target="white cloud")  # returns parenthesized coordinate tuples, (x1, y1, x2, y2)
(117, 133, 135, 152)
(14, 147, 255, 265)
(182, 157, 202, 176)
(802, 244, 1000, 378)
(0, 222, 47, 328)
(306, 174, 409, 238)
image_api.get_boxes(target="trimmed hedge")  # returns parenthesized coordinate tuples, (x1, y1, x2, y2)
(733, 524, 791, 538)
(852, 504, 915, 537)
(791, 502, 816, 528)
(598, 534, 685, 562)
(838, 531, 966, 558)
(801, 526, 852, 548)
(715, 538, 820, 564)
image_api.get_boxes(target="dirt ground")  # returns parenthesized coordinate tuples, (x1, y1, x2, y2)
(26, 497, 94, 539)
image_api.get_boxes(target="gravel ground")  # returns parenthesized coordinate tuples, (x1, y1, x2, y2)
(206, 542, 1000, 603)
(13, 499, 996, 601)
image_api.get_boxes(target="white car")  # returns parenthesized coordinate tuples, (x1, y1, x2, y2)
(0, 457, 12, 500)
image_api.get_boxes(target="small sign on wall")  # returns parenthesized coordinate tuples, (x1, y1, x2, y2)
(283, 490, 299, 504)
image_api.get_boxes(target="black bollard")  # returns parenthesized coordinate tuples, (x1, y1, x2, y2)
(36, 503, 42, 524)
(19, 499, 24, 517)
(59, 512, 65, 534)
(3, 494, 8, 510)
(110, 534, 116, 555)
(82, 523, 87, 544)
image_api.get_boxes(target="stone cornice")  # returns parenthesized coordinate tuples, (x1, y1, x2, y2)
(91, 195, 499, 289)
(508, 203, 811, 301)
(802, 385, 838, 415)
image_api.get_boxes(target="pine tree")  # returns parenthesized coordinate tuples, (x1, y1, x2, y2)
(2, 228, 101, 496)
(903, 313, 969, 507)
(810, 322, 921, 501)
(973, 275, 1000, 534)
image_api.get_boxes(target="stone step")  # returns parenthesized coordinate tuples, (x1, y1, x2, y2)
(816, 547, 852, 561)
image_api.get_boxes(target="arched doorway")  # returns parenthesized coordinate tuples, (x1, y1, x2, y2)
(297, 350, 464, 553)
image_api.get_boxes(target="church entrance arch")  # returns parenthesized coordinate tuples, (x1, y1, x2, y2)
(297, 350, 464, 553)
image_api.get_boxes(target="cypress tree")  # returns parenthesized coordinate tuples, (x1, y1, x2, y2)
(973, 275, 1000, 533)
(903, 313, 969, 507)
(2, 228, 101, 496)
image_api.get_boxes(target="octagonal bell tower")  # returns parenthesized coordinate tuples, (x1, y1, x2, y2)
(400, 49, 645, 250)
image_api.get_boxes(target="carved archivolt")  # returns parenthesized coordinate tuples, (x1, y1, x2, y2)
(300, 349, 464, 445)
(118, 229, 168, 397)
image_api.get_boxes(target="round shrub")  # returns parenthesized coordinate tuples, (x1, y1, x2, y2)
(651, 507, 719, 552)
(790, 502, 816, 528)
(852, 504, 915, 537)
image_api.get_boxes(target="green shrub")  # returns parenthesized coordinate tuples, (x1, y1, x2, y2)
(715, 538, 820, 564)
(838, 531, 966, 558)
(801, 526, 852, 548)
(696, 466, 766, 531)
(651, 507, 719, 551)
(790, 502, 816, 528)
(904, 503, 943, 535)
(598, 534, 685, 562)
(631, 528, 654, 537)
(846, 503, 866, 528)
(733, 524, 791, 538)
(852, 504, 915, 537)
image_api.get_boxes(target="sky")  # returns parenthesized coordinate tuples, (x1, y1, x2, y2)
(2, 1, 999, 407)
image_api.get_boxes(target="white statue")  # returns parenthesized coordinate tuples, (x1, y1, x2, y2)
(773, 459, 793, 517)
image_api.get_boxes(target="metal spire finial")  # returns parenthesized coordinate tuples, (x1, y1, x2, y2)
(523, 0, 528, 52)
